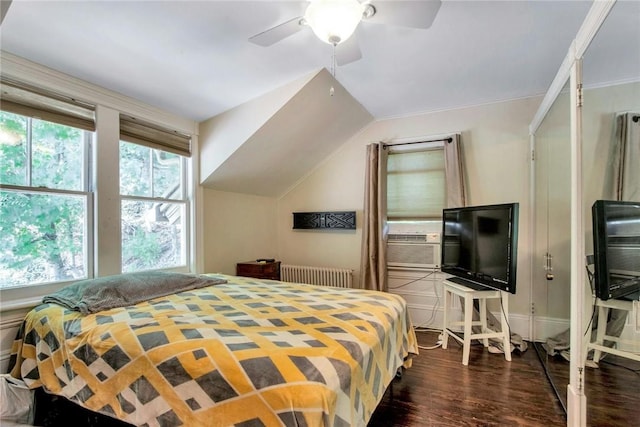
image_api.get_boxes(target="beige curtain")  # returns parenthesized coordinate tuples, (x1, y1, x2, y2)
(444, 134, 466, 208)
(360, 143, 388, 291)
(613, 112, 640, 201)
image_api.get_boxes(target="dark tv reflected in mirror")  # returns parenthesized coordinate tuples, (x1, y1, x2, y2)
(591, 200, 640, 301)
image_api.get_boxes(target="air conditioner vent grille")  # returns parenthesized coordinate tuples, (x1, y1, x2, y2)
(387, 241, 440, 269)
(388, 234, 428, 242)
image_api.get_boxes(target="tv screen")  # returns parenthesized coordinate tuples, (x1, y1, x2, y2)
(591, 200, 640, 301)
(441, 203, 519, 294)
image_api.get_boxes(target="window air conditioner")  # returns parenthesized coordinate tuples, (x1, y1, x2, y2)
(387, 233, 441, 269)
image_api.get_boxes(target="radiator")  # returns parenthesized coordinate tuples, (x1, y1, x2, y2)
(281, 264, 353, 288)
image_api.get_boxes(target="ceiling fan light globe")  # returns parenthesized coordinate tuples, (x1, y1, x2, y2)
(305, 0, 364, 45)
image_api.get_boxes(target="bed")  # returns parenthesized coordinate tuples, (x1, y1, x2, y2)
(9, 273, 418, 427)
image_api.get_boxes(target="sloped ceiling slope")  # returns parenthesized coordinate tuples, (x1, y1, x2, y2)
(200, 69, 373, 197)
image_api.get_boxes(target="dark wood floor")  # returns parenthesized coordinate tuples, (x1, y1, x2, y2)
(533, 342, 640, 427)
(369, 331, 639, 427)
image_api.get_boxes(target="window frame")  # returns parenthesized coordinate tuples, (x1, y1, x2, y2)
(0, 69, 197, 309)
(119, 140, 190, 273)
(0, 113, 94, 290)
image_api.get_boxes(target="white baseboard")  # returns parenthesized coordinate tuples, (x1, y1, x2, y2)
(533, 315, 570, 342)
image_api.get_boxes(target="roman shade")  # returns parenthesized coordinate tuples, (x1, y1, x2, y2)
(387, 148, 445, 220)
(0, 77, 95, 131)
(120, 115, 191, 157)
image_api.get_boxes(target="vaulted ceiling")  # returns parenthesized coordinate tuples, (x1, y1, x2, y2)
(2, 1, 638, 197)
(1, 0, 603, 122)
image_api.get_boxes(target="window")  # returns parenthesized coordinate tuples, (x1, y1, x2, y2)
(387, 147, 446, 222)
(0, 111, 91, 288)
(0, 77, 194, 296)
(119, 116, 190, 273)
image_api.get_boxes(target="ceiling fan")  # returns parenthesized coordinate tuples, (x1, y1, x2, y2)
(248, 0, 442, 66)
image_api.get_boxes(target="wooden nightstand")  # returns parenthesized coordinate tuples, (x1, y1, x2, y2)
(236, 260, 281, 280)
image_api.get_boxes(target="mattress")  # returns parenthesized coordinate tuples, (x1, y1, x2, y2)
(9, 274, 418, 426)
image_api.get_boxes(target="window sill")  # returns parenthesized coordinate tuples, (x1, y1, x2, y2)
(0, 281, 70, 312)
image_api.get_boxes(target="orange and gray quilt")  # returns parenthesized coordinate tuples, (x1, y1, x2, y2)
(10, 274, 418, 427)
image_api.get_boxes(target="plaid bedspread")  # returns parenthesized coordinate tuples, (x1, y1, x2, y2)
(9, 275, 418, 427)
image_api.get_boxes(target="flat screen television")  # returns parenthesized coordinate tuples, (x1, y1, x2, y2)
(441, 203, 519, 294)
(591, 200, 640, 301)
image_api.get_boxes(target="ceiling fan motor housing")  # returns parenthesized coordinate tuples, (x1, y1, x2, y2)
(305, 0, 365, 45)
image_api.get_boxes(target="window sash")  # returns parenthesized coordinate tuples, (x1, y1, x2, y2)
(0, 186, 92, 289)
(0, 113, 91, 192)
(119, 141, 185, 200)
(120, 197, 188, 272)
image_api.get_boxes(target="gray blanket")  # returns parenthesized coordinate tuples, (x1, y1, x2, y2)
(43, 272, 227, 314)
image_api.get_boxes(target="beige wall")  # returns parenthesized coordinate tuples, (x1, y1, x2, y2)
(202, 189, 278, 275)
(277, 96, 542, 317)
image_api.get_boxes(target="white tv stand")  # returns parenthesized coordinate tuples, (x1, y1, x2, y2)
(441, 278, 511, 366)
(587, 297, 640, 364)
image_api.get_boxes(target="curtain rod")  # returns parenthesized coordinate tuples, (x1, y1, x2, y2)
(383, 137, 452, 148)
(633, 115, 639, 123)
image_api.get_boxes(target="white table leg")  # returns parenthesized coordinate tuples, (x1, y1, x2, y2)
(463, 294, 473, 365)
(479, 298, 489, 348)
(442, 286, 449, 350)
(500, 292, 511, 361)
(592, 305, 608, 363)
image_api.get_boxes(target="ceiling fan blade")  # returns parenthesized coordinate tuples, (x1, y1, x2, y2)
(248, 16, 305, 47)
(1, 0, 12, 25)
(367, 0, 442, 29)
(336, 36, 362, 66)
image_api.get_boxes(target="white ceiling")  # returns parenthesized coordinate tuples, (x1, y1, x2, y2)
(1, 0, 607, 123)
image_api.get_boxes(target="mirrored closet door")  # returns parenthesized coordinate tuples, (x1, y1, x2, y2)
(532, 0, 640, 422)
(580, 1, 640, 424)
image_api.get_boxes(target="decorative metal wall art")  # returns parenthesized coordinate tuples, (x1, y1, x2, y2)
(293, 211, 356, 230)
